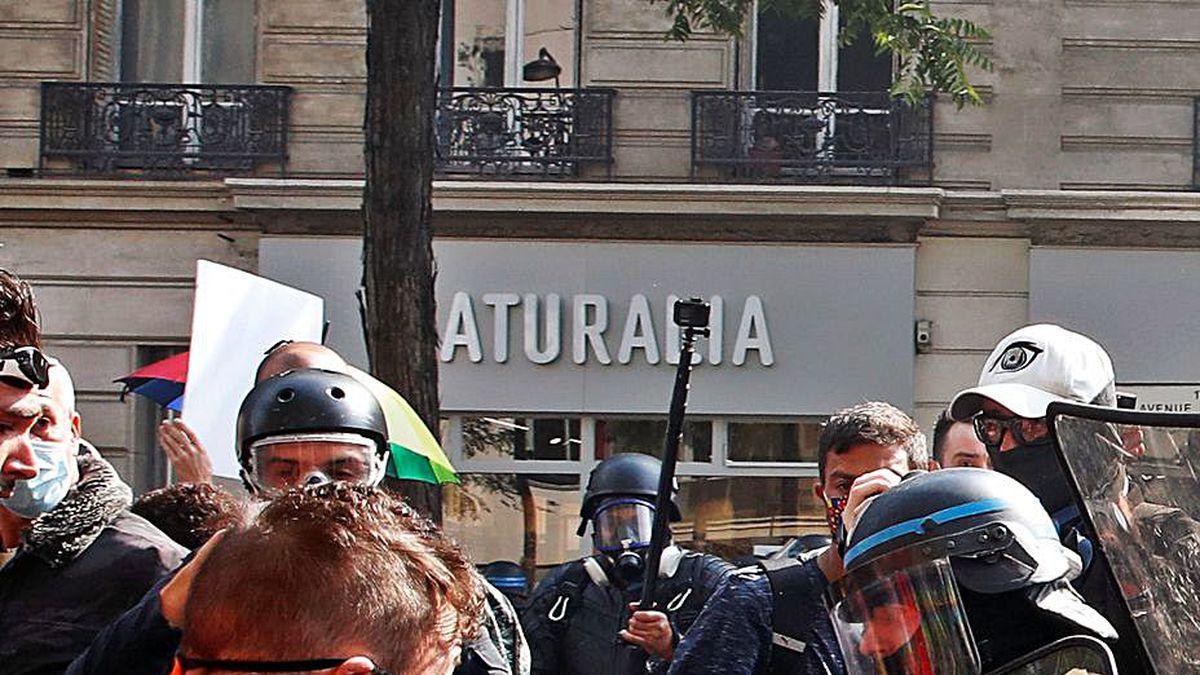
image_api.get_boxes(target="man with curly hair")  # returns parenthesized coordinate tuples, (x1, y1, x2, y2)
(176, 483, 484, 675)
(667, 402, 930, 675)
(131, 483, 245, 551)
(0, 268, 39, 351)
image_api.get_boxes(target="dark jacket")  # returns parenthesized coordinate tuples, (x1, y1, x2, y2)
(0, 450, 185, 675)
(668, 554, 843, 675)
(522, 547, 733, 675)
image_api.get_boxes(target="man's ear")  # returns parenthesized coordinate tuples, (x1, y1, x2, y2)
(334, 657, 378, 675)
(70, 412, 81, 442)
(929, 458, 942, 471)
(812, 480, 824, 503)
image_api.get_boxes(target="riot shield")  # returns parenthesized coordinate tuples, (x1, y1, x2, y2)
(988, 635, 1117, 675)
(1048, 402, 1200, 675)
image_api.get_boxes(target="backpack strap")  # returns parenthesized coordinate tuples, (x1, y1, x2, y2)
(547, 561, 592, 627)
(760, 557, 819, 656)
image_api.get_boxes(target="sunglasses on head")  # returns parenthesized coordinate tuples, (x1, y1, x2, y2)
(172, 655, 392, 674)
(0, 346, 49, 389)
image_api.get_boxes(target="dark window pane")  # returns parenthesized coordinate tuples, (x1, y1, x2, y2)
(728, 421, 822, 462)
(837, 14, 891, 92)
(594, 419, 712, 463)
(121, 0, 185, 82)
(673, 476, 827, 561)
(462, 417, 581, 461)
(203, 0, 257, 83)
(443, 473, 581, 582)
(755, 7, 818, 91)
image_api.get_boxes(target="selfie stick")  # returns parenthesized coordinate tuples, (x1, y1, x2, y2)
(624, 298, 710, 672)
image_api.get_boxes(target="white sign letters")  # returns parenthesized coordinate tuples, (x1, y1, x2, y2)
(440, 292, 773, 367)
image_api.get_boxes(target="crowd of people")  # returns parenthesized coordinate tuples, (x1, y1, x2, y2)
(0, 264, 1166, 674)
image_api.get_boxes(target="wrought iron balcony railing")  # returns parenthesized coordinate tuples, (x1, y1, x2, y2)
(691, 91, 933, 185)
(39, 82, 291, 175)
(435, 87, 615, 178)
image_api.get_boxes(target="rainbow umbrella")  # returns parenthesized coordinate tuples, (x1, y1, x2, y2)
(346, 366, 459, 484)
(115, 351, 189, 412)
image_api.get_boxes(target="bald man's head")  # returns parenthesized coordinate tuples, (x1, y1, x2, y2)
(43, 358, 76, 415)
(25, 358, 82, 491)
(255, 342, 346, 383)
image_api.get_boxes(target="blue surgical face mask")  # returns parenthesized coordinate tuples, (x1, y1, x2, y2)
(0, 439, 75, 519)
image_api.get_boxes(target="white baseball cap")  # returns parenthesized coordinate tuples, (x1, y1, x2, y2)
(950, 324, 1115, 421)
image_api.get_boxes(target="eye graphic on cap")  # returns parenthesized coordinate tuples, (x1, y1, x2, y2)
(988, 340, 1044, 373)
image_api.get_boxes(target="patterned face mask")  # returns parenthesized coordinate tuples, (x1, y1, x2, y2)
(823, 493, 849, 538)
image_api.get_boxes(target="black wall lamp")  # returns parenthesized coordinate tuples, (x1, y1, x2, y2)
(522, 47, 562, 88)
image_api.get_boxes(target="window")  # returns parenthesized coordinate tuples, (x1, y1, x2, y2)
(594, 418, 713, 463)
(728, 421, 822, 463)
(443, 414, 828, 565)
(675, 476, 825, 560)
(131, 345, 185, 494)
(462, 416, 582, 461)
(754, 1, 891, 91)
(121, 0, 257, 83)
(443, 473, 581, 579)
(451, 0, 577, 87)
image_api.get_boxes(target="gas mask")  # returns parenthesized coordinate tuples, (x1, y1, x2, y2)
(590, 498, 656, 589)
(1, 438, 75, 519)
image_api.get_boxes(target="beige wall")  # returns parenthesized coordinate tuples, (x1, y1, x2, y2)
(582, 0, 736, 179)
(260, 0, 366, 176)
(0, 0, 1196, 186)
(913, 236, 1029, 433)
(0, 197, 258, 486)
(0, 0, 88, 169)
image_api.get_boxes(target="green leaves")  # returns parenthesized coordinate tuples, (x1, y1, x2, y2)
(653, 0, 757, 40)
(651, 0, 993, 108)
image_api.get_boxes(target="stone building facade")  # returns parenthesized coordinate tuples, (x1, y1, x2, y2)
(1, 0, 1199, 567)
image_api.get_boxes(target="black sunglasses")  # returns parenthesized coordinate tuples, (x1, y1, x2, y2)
(972, 413, 1050, 449)
(173, 654, 391, 674)
(0, 346, 50, 389)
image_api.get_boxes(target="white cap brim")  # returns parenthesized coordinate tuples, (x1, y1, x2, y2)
(949, 382, 1070, 421)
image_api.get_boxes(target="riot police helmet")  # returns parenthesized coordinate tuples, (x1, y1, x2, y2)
(235, 368, 390, 496)
(576, 453, 681, 540)
(828, 468, 1116, 675)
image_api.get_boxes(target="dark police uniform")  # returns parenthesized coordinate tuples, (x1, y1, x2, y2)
(523, 547, 731, 675)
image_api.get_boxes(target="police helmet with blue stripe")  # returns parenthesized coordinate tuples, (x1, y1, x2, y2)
(827, 469, 1115, 675)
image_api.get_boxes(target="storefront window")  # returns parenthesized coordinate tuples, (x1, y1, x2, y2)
(443, 473, 581, 581)
(594, 418, 713, 462)
(674, 476, 826, 561)
(462, 416, 581, 461)
(728, 421, 822, 463)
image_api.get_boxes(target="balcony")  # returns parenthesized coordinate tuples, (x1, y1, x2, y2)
(691, 91, 933, 185)
(435, 87, 615, 179)
(39, 82, 291, 176)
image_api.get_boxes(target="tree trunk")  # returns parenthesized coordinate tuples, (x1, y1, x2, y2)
(363, 0, 443, 521)
(519, 476, 538, 587)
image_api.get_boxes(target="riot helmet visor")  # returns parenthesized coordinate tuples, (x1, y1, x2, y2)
(592, 498, 655, 553)
(829, 551, 980, 675)
(247, 433, 384, 495)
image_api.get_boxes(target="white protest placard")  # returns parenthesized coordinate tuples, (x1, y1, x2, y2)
(183, 260, 324, 478)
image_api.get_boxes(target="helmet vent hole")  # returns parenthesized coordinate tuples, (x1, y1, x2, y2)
(277, 388, 295, 403)
(329, 386, 345, 400)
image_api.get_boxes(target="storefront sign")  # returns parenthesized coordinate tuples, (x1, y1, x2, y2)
(439, 292, 773, 367)
(1031, 248, 1200, 383)
(260, 239, 916, 417)
(1118, 385, 1200, 414)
